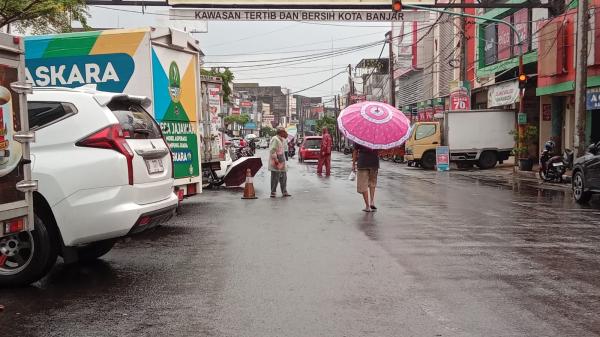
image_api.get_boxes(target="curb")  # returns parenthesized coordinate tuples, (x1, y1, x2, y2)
(514, 169, 572, 184)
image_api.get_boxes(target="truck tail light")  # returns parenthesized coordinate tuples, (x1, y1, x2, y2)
(4, 217, 25, 235)
(76, 124, 134, 185)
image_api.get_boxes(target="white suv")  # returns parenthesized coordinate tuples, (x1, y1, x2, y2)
(0, 87, 178, 286)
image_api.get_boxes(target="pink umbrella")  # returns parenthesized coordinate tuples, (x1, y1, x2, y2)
(337, 101, 411, 150)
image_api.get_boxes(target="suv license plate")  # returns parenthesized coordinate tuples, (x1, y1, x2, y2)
(146, 159, 164, 174)
(553, 162, 563, 167)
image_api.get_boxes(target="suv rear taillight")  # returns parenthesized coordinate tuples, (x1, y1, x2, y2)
(76, 124, 134, 185)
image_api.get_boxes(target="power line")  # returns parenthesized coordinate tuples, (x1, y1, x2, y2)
(291, 71, 347, 95)
(235, 66, 347, 80)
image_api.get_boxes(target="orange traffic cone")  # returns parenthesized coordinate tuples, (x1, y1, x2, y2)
(241, 168, 257, 199)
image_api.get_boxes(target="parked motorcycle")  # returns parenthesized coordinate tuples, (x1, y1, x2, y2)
(539, 140, 574, 182)
(288, 141, 296, 158)
(343, 144, 354, 155)
(233, 145, 253, 161)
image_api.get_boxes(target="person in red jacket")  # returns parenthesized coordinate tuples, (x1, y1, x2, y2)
(317, 127, 333, 176)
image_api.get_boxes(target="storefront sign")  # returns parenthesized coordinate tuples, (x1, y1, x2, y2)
(513, 8, 529, 55)
(244, 122, 257, 130)
(169, 9, 428, 22)
(436, 146, 450, 171)
(449, 83, 471, 111)
(484, 24, 498, 66)
(518, 112, 527, 125)
(231, 107, 240, 115)
(207, 83, 221, 124)
(586, 87, 600, 110)
(542, 104, 552, 121)
(487, 80, 519, 108)
(497, 18, 511, 61)
(240, 101, 253, 107)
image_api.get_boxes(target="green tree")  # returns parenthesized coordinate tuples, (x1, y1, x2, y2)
(260, 126, 276, 138)
(316, 116, 337, 135)
(201, 68, 234, 104)
(1, 0, 89, 34)
(224, 113, 250, 129)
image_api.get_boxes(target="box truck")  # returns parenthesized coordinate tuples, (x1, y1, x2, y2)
(24, 27, 203, 196)
(405, 110, 515, 170)
(0, 33, 37, 285)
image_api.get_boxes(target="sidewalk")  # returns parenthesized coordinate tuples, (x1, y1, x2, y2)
(446, 157, 572, 191)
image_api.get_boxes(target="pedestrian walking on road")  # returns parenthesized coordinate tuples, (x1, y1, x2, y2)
(269, 127, 291, 198)
(317, 127, 333, 176)
(352, 144, 379, 212)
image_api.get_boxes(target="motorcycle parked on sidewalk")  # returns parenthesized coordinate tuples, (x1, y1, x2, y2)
(539, 140, 574, 183)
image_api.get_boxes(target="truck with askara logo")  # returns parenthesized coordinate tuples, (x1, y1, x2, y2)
(24, 27, 204, 197)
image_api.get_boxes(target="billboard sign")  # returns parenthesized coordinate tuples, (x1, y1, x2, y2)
(169, 9, 428, 22)
(484, 24, 497, 65)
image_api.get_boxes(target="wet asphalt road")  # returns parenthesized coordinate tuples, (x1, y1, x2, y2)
(2, 150, 600, 337)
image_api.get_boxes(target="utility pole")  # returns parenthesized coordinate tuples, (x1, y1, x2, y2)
(459, 0, 467, 82)
(334, 94, 340, 151)
(347, 64, 354, 104)
(386, 31, 396, 107)
(574, 0, 589, 157)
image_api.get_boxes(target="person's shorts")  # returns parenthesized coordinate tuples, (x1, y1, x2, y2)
(357, 168, 378, 193)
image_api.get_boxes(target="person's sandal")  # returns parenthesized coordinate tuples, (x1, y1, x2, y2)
(370, 205, 377, 211)
(282, 193, 292, 197)
(270, 193, 276, 198)
(362, 208, 371, 212)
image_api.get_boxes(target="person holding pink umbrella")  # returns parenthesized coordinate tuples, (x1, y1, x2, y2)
(352, 144, 379, 212)
(338, 101, 412, 212)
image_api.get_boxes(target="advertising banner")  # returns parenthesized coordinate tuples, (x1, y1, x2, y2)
(586, 87, 600, 110)
(487, 80, 519, 108)
(449, 82, 471, 111)
(436, 146, 450, 171)
(24, 29, 201, 180)
(513, 9, 529, 56)
(169, 8, 428, 22)
(542, 104, 552, 121)
(497, 17, 512, 61)
(151, 45, 200, 178)
(484, 24, 498, 66)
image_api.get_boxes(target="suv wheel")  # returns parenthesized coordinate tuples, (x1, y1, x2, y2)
(76, 240, 116, 263)
(573, 171, 592, 204)
(0, 215, 58, 286)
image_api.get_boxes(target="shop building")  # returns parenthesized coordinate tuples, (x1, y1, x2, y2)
(536, 2, 600, 152)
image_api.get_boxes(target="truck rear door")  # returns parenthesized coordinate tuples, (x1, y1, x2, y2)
(0, 34, 34, 238)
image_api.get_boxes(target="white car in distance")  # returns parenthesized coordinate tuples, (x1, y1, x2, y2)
(0, 87, 178, 286)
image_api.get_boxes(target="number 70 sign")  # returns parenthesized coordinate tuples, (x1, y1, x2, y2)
(449, 87, 471, 111)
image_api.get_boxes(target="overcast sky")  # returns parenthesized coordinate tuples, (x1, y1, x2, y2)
(87, 6, 391, 100)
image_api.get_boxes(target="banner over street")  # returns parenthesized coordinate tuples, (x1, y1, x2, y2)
(169, 9, 429, 22)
